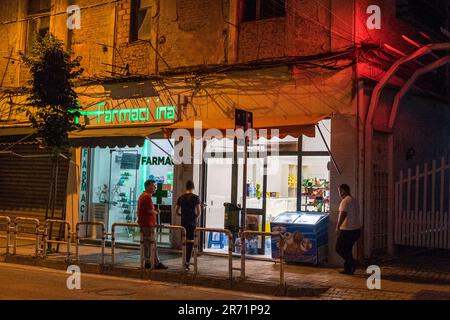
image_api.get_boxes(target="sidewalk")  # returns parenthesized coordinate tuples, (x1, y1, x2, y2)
(2, 241, 450, 300)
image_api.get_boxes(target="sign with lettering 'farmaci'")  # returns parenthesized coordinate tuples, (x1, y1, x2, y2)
(75, 102, 176, 126)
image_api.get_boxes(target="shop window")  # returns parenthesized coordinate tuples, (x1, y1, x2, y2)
(301, 120, 331, 213)
(242, 0, 286, 22)
(203, 133, 331, 258)
(130, 0, 152, 42)
(300, 156, 330, 213)
(84, 140, 174, 244)
(266, 155, 299, 220)
(26, 0, 51, 55)
(28, 0, 51, 14)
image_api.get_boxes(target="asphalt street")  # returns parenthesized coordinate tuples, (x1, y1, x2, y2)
(0, 262, 278, 300)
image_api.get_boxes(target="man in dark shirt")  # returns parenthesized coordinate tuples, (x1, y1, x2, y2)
(175, 180, 201, 271)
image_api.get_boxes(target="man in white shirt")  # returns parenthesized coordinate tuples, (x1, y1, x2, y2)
(336, 184, 362, 275)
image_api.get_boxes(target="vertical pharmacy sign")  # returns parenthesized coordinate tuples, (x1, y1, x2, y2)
(79, 148, 89, 221)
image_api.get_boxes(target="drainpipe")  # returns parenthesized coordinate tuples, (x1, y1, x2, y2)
(112, 0, 118, 75)
(363, 97, 374, 259)
(230, 0, 241, 63)
(17, 0, 28, 87)
(66, 0, 74, 51)
(357, 78, 367, 259)
(353, 0, 369, 260)
(154, 0, 161, 74)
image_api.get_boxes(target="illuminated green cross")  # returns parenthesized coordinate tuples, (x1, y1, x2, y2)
(154, 183, 168, 205)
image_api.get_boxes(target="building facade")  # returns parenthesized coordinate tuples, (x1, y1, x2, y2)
(0, 0, 449, 264)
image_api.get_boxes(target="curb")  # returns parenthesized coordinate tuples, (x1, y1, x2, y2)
(1, 254, 329, 298)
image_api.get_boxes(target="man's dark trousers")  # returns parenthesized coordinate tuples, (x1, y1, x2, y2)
(336, 229, 361, 273)
(184, 224, 196, 265)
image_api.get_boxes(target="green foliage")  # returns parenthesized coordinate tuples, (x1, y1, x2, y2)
(21, 32, 84, 156)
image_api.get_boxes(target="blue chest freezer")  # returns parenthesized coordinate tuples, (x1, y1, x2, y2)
(270, 211, 329, 265)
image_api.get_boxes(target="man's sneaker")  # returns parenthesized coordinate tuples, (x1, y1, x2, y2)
(155, 262, 168, 270)
(184, 263, 190, 271)
(144, 262, 151, 269)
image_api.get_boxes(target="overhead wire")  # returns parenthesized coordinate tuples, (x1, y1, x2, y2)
(1, 1, 376, 129)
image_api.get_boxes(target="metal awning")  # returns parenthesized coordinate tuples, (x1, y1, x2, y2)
(69, 126, 164, 148)
(0, 126, 165, 148)
(162, 114, 330, 138)
(0, 126, 37, 146)
(0, 126, 36, 137)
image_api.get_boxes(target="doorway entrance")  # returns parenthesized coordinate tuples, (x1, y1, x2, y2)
(106, 149, 140, 239)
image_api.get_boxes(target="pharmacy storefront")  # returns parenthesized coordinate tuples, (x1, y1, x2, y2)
(202, 120, 331, 258)
(72, 83, 176, 245)
(78, 140, 175, 244)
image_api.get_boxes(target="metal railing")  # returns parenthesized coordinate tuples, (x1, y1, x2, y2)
(3, 216, 288, 287)
(148, 224, 186, 271)
(75, 222, 106, 265)
(111, 223, 141, 266)
(193, 228, 234, 280)
(0, 216, 11, 255)
(43, 220, 72, 261)
(395, 158, 450, 249)
(13, 217, 42, 257)
(240, 231, 285, 286)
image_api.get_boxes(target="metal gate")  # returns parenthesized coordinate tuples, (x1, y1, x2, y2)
(371, 132, 389, 253)
(372, 170, 389, 252)
(0, 143, 69, 218)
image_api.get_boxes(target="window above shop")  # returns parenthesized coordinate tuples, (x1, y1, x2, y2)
(130, 0, 152, 42)
(26, 0, 51, 55)
(28, 0, 51, 15)
(242, 0, 286, 22)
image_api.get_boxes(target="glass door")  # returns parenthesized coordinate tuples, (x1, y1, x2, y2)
(238, 157, 265, 210)
(237, 157, 266, 255)
(204, 156, 232, 253)
(107, 149, 139, 242)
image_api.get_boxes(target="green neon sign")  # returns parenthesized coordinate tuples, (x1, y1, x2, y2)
(74, 102, 176, 125)
(155, 105, 176, 121)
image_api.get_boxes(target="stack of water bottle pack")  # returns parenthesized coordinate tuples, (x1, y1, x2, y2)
(234, 236, 258, 255)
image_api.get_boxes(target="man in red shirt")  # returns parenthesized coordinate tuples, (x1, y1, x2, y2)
(137, 179, 167, 269)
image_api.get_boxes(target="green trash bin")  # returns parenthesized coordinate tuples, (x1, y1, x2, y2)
(223, 203, 241, 237)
